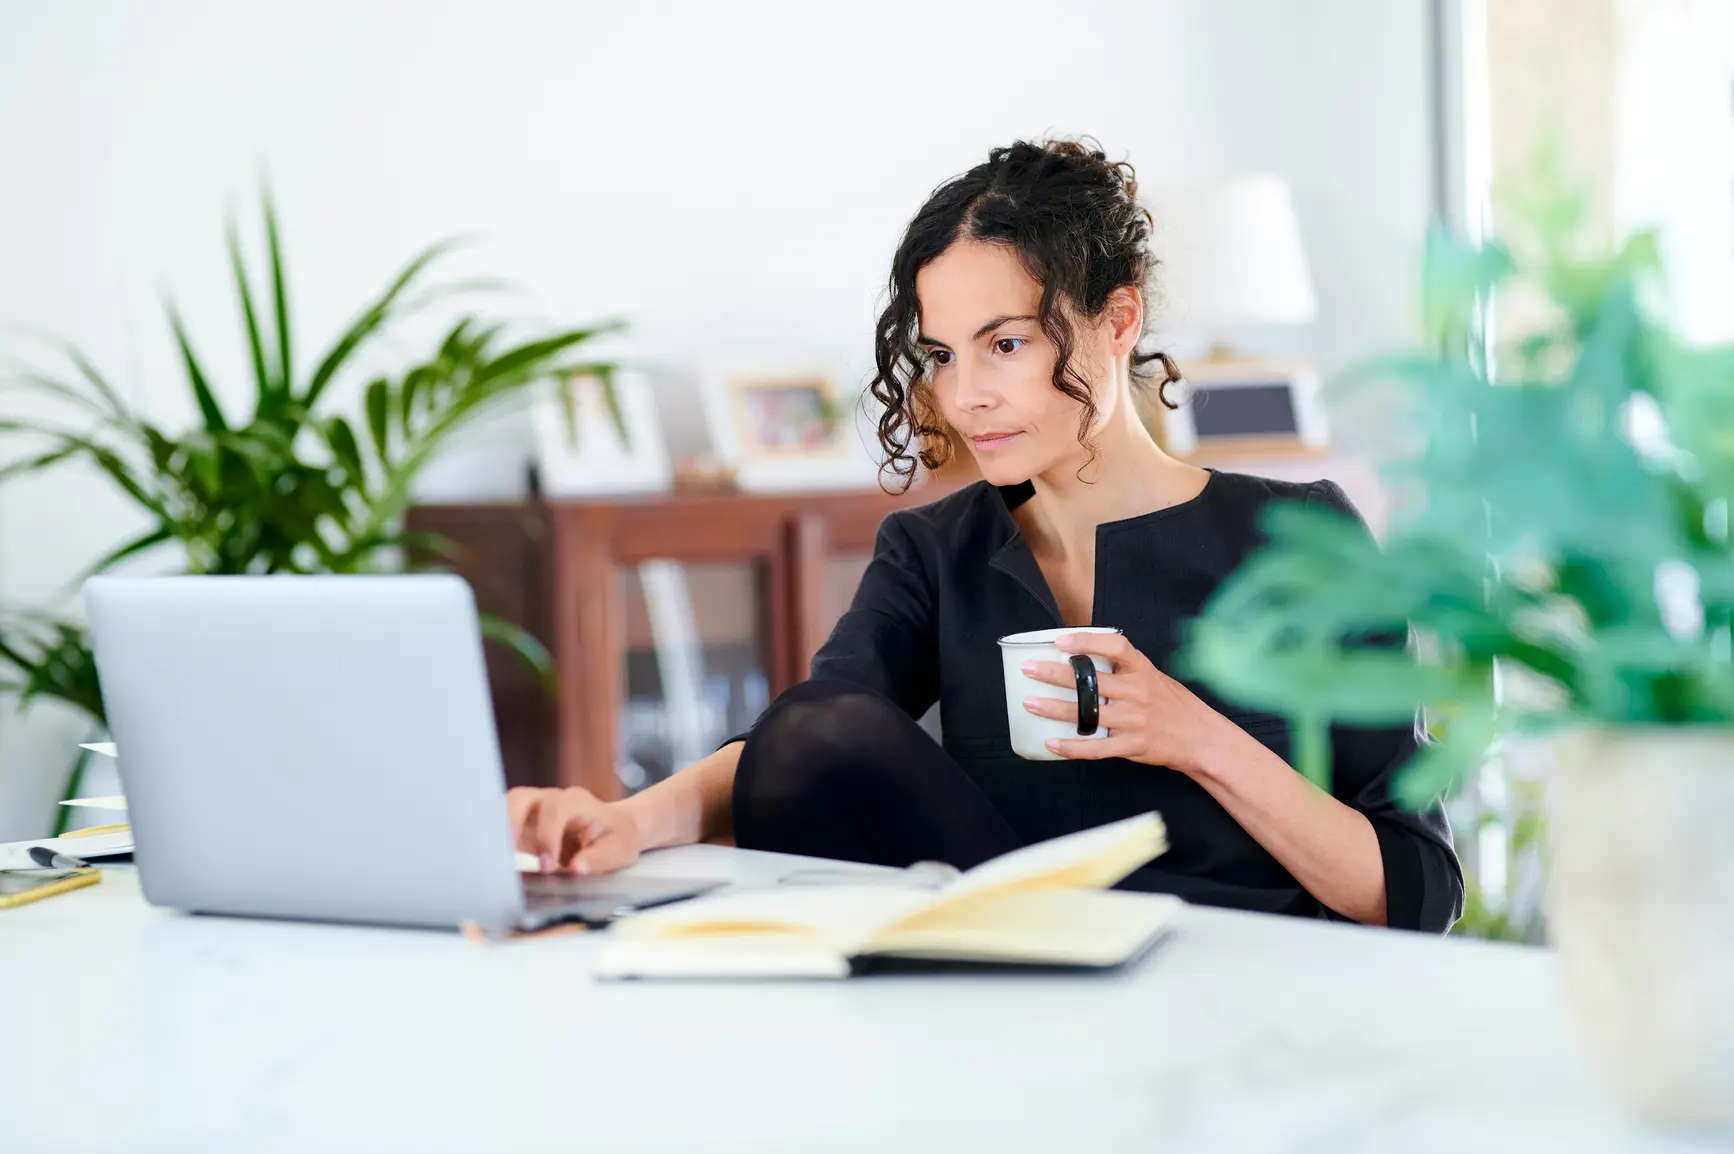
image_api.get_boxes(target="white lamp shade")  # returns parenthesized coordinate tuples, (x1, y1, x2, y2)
(1152, 175, 1318, 332)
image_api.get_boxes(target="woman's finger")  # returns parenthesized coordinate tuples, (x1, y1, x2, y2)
(506, 789, 543, 852)
(558, 791, 608, 869)
(1025, 701, 1140, 744)
(1023, 693, 1138, 729)
(1055, 631, 1135, 663)
(1093, 671, 1137, 701)
(1023, 693, 1079, 722)
(537, 793, 584, 871)
(1019, 659, 1081, 689)
(569, 804, 642, 875)
(1047, 733, 1144, 760)
(571, 825, 630, 875)
(1094, 700, 1139, 731)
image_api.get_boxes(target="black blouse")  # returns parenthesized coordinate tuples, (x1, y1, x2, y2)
(806, 468, 1463, 932)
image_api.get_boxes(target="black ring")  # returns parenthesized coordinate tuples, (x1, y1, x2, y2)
(1070, 654, 1100, 736)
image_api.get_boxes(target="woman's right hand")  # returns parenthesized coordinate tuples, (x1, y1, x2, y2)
(506, 786, 645, 875)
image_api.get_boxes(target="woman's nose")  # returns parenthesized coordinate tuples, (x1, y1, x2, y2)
(951, 362, 995, 410)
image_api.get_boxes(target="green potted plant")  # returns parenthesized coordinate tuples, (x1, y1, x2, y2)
(1, 193, 617, 827)
(1179, 159, 1734, 1128)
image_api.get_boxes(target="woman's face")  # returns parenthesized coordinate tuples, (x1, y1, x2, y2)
(915, 239, 1135, 487)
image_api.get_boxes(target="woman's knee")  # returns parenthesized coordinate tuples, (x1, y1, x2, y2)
(734, 680, 923, 825)
(751, 679, 915, 762)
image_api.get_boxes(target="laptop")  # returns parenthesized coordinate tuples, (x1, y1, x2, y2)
(83, 575, 721, 932)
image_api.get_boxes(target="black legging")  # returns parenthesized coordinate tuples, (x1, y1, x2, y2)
(732, 679, 1022, 870)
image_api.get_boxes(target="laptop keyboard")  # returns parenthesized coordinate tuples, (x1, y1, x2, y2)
(520, 871, 722, 913)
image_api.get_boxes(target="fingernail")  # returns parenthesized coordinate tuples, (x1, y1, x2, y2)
(539, 853, 553, 874)
(1046, 738, 1061, 751)
(573, 858, 591, 876)
(1054, 635, 1074, 649)
(1023, 697, 1040, 712)
(1021, 660, 1038, 675)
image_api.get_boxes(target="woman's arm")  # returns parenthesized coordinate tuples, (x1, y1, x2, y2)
(620, 740, 742, 850)
(507, 741, 741, 874)
(1183, 708, 1464, 930)
(1034, 627, 1461, 929)
(1181, 716, 1388, 924)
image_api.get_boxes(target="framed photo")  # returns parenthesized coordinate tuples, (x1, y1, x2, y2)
(1148, 357, 1329, 459)
(528, 368, 673, 497)
(699, 365, 880, 492)
(734, 375, 842, 455)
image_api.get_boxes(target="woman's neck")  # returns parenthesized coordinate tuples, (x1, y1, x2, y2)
(1015, 395, 1209, 564)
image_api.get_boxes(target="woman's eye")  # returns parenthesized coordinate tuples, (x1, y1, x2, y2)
(994, 337, 1026, 355)
(928, 349, 953, 367)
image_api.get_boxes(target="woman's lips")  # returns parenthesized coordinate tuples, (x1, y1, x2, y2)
(969, 432, 1022, 451)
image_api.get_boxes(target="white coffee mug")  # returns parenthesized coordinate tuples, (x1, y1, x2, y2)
(998, 626, 1118, 761)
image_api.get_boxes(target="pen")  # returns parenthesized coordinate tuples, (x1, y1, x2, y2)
(28, 846, 92, 871)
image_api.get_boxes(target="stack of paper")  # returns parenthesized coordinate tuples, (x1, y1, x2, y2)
(0, 742, 132, 871)
(64, 742, 126, 813)
(0, 827, 133, 871)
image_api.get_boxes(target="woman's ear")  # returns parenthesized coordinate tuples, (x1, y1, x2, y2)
(1104, 285, 1143, 355)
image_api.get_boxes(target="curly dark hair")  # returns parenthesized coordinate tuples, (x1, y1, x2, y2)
(871, 137, 1182, 490)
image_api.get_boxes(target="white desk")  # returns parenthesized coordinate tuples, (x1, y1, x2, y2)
(0, 846, 1707, 1153)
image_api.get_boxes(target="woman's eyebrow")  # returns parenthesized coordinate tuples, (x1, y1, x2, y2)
(917, 314, 1038, 347)
(971, 313, 1036, 340)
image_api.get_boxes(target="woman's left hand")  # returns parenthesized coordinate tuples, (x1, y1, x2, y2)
(1021, 632, 1227, 773)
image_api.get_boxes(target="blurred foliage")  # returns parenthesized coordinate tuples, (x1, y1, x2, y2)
(0, 192, 613, 826)
(0, 610, 106, 722)
(1447, 751, 1550, 943)
(1179, 145, 1734, 810)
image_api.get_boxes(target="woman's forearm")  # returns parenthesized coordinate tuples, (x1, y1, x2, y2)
(617, 741, 743, 851)
(1184, 718, 1388, 925)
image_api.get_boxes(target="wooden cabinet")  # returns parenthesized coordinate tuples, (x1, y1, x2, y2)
(406, 482, 958, 799)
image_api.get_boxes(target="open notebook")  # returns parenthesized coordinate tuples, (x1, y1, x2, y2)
(596, 812, 1181, 980)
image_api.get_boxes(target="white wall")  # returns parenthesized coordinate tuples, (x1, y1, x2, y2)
(0, 0, 1437, 835)
(1613, 0, 1734, 345)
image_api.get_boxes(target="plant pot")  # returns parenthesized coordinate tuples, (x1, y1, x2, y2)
(1549, 726, 1734, 1129)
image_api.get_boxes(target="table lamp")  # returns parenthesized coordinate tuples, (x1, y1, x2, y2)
(1146, 175, 1327, 460)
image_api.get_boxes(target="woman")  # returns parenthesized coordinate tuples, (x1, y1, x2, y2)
(509, 139, 1463, 932)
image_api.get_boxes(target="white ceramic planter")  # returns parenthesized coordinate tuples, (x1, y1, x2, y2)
(1549, 726, 1734, 1129)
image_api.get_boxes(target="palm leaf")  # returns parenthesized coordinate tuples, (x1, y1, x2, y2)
(0, 366, 119, 422)
(0, 424, 169, 520)
(0, 441, 89, 485)
(396, 528, 460, 566)
(264, 187, 293, 399)
(468, 324, 622, 390)
(478, 613, 556, 695)
(65, 526, 176, 589)
(324, 415, 366, 489)
(166, 304, 228, 432)
(364, 377, 391, 461)
(301, 239, 464, 410)
(228, 214, 273, 411)
(0, 330, 138, 423)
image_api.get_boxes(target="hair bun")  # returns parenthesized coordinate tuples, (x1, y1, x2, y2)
(1040, 136, 1140, 205)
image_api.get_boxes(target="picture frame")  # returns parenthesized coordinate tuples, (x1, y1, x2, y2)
(698, 364, 881, 492)
(528, 367, 673, 497)
(1148, 356, 1330, 459)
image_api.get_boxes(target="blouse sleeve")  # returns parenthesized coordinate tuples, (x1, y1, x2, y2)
(806, 511, 940, 719)
(1307, 480, 1466, 933)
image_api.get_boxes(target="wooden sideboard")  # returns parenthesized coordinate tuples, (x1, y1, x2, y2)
(406, 481, 960, 799)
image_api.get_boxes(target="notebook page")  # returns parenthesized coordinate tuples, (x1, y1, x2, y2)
(866, 889, 1184, 965)
(942, 812, 1167, 901)
(611, 885, 937, 953)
